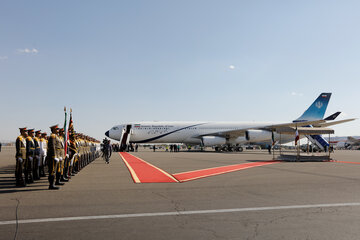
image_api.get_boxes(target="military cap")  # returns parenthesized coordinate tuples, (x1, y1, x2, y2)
(27, 129, 34, 133)
(50, 124, 59, 130)
(19, 127, 27, 131)
(41, 132, 47, 136)
(35, 130, 41, 134)
(59, 128, 64, 132)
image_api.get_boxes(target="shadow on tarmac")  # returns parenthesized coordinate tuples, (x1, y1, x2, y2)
(0, 165, 48, 194)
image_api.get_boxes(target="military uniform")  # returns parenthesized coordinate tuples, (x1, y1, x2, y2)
(15, 128, 27, 187)
(56, 128, 68, 184)
(33, 130, 41, 180)
(25, 129, 35, 183)
(47, 125, 60, 190)
(68, 133, 77, 177)
(39, 133, 47, 177)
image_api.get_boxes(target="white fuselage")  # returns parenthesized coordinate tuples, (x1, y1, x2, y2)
(106, 121, 296, 146)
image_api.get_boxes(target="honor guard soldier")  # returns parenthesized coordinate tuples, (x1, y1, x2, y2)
(71, 132, 79, 174)
(47, 125, 60, 190)
(15, 127, 27, 187)
(68, 132, 77, 178)
(57, 128, 68, 183)
(39, 132, 47, 177)
(26, 129, 35, 183)
(33, 130, 41, 180)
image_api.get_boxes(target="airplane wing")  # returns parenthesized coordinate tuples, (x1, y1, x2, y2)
(313, 118, 356, 128)
(198, 119, 327, 139)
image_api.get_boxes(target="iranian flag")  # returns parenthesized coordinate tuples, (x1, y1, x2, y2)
(64, 107, 68, 154)
(295, 128, 300, 145)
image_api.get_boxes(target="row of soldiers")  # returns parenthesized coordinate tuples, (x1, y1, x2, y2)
(15, 125, 101, 189)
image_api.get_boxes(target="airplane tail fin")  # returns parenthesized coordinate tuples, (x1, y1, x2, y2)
(324, 111, 341, 121)
(295, 93, 332, 122)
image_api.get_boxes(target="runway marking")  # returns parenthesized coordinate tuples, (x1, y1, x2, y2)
(1, 202, 360, 226)
(173, 161, 279, 182)
(119, 153, 179, 183)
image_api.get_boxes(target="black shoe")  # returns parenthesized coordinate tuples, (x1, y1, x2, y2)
(61, 176, 69, 182)
(55, 181, 64, 186)
(16, 181, 22, 187)
(49, 185, 60, 190)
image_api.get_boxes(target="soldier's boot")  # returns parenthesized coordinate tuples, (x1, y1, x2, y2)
(65, 167, 71, 179)
(15, 169, 22, 187)
(66, 167, 72, 179)
(15, 176, 21, 187)
(25, 172, 31, 184)
(48, 175, 59, 190)
(28, 172, 34, 183)
(33, 167, 39, 180)
(40, 166, 46, 177)
(72, 164, 77, 175)
(16, 177, 26, 187)
(61, 173, 69, 182)
(36, 166, 41, 180)
(55, 173, 64, 186)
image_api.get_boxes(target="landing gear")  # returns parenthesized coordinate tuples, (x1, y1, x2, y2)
(235, 146, 243, 152)
(215, 145, 243, 152)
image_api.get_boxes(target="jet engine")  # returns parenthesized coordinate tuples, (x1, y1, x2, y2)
(202, 136, 226, 146)
(245, 130, 273, 142)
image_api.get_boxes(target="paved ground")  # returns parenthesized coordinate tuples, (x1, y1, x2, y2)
(1, 146, 360, 239)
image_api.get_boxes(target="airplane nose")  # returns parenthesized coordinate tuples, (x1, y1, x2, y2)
(105, 130, 109, 137)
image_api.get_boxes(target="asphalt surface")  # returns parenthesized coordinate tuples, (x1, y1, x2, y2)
(1, 146, 360, 240)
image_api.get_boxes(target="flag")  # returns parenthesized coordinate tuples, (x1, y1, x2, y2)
(68, 108, 74, 138)
(272, 131, 275, 146)
(295, 128, 299, 145)
(64, 107, 68, 154)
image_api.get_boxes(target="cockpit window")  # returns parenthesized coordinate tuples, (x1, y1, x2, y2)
(112, 127, 119, 130)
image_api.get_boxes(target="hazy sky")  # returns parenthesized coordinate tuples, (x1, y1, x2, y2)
(1, 0, 359, 141)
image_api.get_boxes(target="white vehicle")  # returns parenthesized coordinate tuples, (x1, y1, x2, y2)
(105, 93, 355, 151)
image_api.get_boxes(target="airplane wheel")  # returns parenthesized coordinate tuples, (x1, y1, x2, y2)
(236, 147, 243, 152)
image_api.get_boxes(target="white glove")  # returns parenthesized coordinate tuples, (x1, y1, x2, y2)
(54, 158, 59, 162)
(59, 157, 63, 161)
(66, 154, 69, 158)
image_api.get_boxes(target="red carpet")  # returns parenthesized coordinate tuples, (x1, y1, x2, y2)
(332, 160, 360, 165)
(173, 161, 279, 182)
(119, 152, 179, 183)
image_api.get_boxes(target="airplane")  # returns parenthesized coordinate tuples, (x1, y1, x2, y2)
(255, 111, 342, 151)
(105, 93, 355, 152)
(336, 137, 360, 149)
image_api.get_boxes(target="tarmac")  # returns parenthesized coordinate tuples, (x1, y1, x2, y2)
(1, 146, 360, 240)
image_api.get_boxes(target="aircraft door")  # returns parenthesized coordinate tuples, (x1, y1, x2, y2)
(120, 124, 132, 151)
